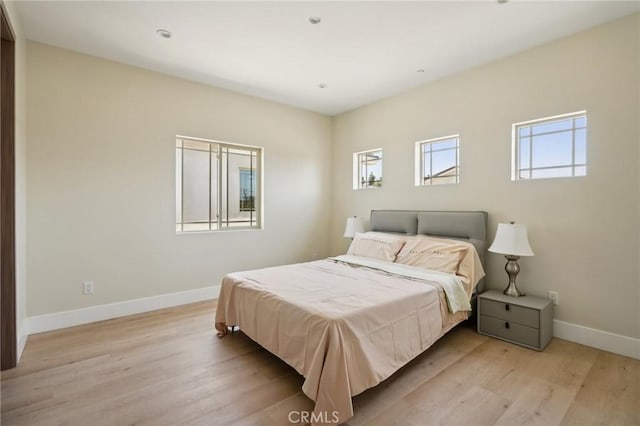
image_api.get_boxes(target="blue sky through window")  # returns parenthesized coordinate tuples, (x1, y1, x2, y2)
(359, 150, 382, 187)
(515, 112, 586, 180)
(421, 137, 458, 179)
(239, 169, 255, 197)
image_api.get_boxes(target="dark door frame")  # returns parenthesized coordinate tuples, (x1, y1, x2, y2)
(0, 0, 16, 371)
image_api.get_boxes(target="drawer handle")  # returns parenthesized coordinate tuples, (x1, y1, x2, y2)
(505, 304, 510, 311)
(504, 322, 510, 329)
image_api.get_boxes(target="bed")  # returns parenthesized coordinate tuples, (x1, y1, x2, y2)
(215, 210, 487, 425)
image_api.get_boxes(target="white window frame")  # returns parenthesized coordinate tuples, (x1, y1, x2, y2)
(512, 111, 587, 181)
(352, 148, 383, 190)
(176, 135, 263, 233)
(414, 135, 460, 186)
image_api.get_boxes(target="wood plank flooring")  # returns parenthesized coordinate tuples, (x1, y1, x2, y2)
(1, 301, 638, 425)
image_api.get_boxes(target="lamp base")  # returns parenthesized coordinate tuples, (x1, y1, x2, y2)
(502, 255, 525, 297)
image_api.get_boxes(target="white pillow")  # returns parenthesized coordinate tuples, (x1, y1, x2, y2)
(347, 232, 406, 262)
(394, 235, 466, 274)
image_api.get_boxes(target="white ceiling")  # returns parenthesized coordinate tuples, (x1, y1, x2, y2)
(14, 1, 639, 116)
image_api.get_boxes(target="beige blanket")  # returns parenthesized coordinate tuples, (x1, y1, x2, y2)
(215, 258, 469, 425)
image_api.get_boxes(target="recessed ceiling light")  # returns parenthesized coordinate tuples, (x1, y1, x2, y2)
(497, 0, 508, 3)
(416, 69, 425, 73)
(156, 29, 172, 39)
(318, 83, 327, 89)
(309, 17, 322, 25)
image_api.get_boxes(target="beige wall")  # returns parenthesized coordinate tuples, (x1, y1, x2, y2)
(4, 1, 28, 357)
(24, 14, 640, 342)
(26, 42, 332, 316)
(331, 14, 639, 339)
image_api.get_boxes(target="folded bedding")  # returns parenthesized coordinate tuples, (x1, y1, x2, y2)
(330, 254, 470, 313)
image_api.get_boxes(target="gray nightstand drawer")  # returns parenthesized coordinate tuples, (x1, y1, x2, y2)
(478, 315, 539, 348)
(478, 290, 553, 351)
(479, 298, 539, 328)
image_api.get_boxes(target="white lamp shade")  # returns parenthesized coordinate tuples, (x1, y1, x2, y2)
(488, 223, 534, 256)
(344, 217, 364, 238)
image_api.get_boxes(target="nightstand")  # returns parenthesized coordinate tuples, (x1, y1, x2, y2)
(477, 290, 553, 351)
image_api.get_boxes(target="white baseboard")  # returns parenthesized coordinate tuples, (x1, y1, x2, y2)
(17, 324, 28, 361)
(28, 286, 219, 335)
(553, 319, 640, 360)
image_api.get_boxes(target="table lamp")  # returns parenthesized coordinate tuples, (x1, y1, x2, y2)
(343, 217, 364, 239)
(488, 221, 534, 297)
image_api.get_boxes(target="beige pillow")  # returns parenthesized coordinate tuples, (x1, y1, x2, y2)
(395, 235, 466, 274)
(347, 232, 406, 262)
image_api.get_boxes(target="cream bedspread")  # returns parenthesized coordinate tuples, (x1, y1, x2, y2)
(215, 257, 470, 425)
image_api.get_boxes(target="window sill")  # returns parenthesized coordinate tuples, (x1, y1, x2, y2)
(176, 227, 263, 235)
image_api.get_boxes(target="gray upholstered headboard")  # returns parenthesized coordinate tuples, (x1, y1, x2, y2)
(370, 210, 488, 292)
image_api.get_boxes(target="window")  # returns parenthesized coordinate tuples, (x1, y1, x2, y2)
(415, 135, 459, 186)
(176, 136, 262, 232)
(512, 111, 586, 180)
(353, 149, 382, 189)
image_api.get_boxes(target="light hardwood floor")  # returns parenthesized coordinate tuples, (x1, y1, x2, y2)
(1, 301, 638, 426)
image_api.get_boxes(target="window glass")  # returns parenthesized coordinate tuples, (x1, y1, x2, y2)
(239, 169, 256, 212)
(531, 119, 573, 135)
(415, 135, 459, 186)
(353, 149, 383, 189)
(531, 132, 573, 168)
(512, 112, 587, 181)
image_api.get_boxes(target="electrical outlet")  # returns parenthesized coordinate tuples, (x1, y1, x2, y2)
(83, 281, 94, 295)
(547, 290, 559, 305)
